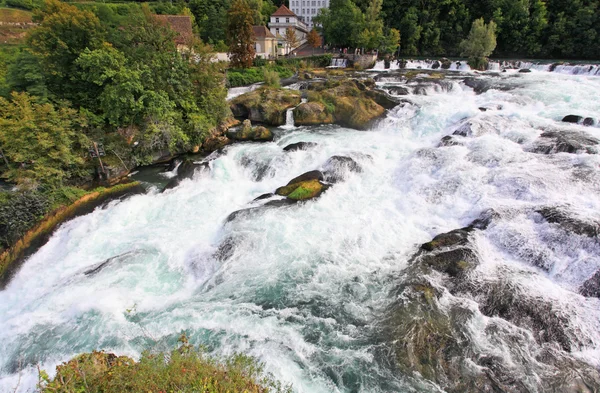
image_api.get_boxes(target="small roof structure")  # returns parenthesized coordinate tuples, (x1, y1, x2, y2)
(272, 4, 297, 17)
(154, 15, 193, 45)
(253, 25, 276, 39)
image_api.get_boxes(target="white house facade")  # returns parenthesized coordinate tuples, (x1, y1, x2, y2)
(289, 0, 330, 30)
(268, 5, 309, 55)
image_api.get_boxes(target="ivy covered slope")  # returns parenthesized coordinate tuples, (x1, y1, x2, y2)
(39, 336, 291, 393)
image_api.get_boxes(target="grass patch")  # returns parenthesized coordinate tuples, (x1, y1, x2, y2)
(0, 7, 33, 22)
(39, 336, 291, 393)
(227, 66, 294, 87)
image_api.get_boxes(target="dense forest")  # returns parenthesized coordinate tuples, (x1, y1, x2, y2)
(172, 0, 599, 59)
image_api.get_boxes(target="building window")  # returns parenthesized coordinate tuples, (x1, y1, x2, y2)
(276, 28, 280, 34)
(286, 17, 289, 23)
(276, 18, 279, 23)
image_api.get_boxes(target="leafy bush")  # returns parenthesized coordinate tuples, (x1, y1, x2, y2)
(39, 335, 291, 393)
(275, 54, 332, 68)
(227, 66, 294, 87)
(0, 191, 49, 251)
(263, 68, 280, 88)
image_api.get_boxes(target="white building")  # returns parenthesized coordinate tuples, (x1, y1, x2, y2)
(269, 5, 309, 55)
(289, 0, 330, 30)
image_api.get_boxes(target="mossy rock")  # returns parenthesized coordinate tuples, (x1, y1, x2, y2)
(275, 170, 327, 201)
(294, 102, 334, 126)
(230, 87, 301, 126)
(330, 94, 385, 130)
(226, 122, 273, 142)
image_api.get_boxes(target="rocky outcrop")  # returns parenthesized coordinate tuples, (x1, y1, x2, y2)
(294, 79, 389, 130)
(381, 212, 600, 392)
(562, 115, 583, 124)
(226, 119, 273, 142)
(230, 88, 302, 126)
(293, 102, 334, 126)
(530, 130, 599, 154)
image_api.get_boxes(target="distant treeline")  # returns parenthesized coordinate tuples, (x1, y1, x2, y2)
(155, 0, 598, 60)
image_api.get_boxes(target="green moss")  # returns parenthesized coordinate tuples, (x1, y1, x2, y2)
(286, 180, 323, 200)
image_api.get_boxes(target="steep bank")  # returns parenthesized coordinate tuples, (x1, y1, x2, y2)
(0, 182, 145, 287)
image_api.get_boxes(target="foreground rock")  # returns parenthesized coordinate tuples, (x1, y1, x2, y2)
(230, 88, 301, 126)
(226, 119, 273, 142)
(294, 79, 391, 130)
(380, 212, 600, 392)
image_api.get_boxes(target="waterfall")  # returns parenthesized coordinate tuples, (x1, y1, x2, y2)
(281, 99, 307, 130)
(368, 59, 600, 76)
(284, 108, 295, 128)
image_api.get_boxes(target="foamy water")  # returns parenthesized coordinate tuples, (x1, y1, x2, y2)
(1, 71, 600, 392)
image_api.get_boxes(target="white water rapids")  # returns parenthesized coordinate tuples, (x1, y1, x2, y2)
(1, 70, 600, 392)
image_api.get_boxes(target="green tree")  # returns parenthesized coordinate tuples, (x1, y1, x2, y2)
(381, 27, 400, 54)
(6, 50, 48, 102)
(314, 0, 364, 48)
(227, 0, 256, 68)
(460, 18, 497, 70)
(398, 6, 421, 55)
(357, 0, 384, 50)
(0, 92, 86, 187)
(27, 0, 104, 103)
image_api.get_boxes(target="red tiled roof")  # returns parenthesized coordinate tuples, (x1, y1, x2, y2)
(253, 25, 276, 39)
(272, 4, 296, 17)
(154, 15, 193, 45)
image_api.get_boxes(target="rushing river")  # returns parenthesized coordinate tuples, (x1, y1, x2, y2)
(1, 69, 600, 392)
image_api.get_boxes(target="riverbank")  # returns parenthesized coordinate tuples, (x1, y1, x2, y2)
(0, 181, 145, 287)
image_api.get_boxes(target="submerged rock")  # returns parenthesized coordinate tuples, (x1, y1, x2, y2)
(163, 159, 209, 191)
(562, 115, 583, 124)
(518, 68, 532, 73)
(580, 270, 600, 298)
(322, 155, 362, 183)
(583, 117, 596, 127)
(438, 135, 462, 147)
(283, 141, 318, 152)
(535, 206, 600, 238)
(530, 130, 599, 154)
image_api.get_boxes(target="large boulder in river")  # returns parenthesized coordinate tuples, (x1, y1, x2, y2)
(226, 120, 273, 142)
(275, 170, 329, 201)
(297, 79, 388, 130)
(230, 87, 302, 126)
(293, 102, 334, 126)
(530, 130, 599, 154)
